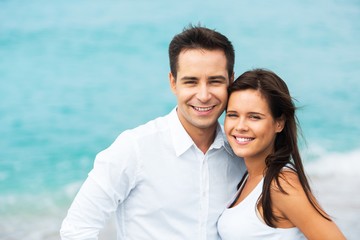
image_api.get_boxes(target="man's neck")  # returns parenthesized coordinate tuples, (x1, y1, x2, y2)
(188, 125, 217, 154)
(175, 109, 219, 154)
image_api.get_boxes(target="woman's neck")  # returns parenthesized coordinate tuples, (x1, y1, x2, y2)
(244, 157, 266, 179)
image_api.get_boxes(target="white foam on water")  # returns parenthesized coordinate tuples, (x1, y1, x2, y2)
(305, 148, 360, 239)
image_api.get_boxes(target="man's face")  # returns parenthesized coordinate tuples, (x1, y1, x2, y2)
(169, 49, 231, 134)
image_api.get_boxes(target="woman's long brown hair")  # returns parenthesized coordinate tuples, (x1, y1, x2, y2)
(227, 68, 331, 227)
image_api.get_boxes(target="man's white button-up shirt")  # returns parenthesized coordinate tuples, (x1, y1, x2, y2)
(60, 108, 246, 240)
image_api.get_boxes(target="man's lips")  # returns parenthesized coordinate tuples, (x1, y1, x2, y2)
(192, 106, 215, 112)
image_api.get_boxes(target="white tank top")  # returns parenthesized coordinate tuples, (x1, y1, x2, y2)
(217, 176, 306, 240)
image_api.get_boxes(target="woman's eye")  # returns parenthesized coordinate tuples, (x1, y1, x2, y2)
(249, 115, 261, 120)
(226, 113, 238, 118)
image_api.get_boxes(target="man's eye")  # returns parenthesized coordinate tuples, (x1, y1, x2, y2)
(184, 81, 196, 84)
(210, 80, 224, 84)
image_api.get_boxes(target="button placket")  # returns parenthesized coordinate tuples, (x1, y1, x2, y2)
(200, 154, 209, 240)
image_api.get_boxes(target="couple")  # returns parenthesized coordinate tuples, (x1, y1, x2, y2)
(60, 25, 345, 239)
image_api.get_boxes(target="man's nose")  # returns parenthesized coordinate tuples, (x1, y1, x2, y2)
(196, 83, 211, 102)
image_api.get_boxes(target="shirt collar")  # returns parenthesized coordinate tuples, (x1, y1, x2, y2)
(170, 108, 193, 157)
(212, 124, 235, 157)
(169, 107, 235, 157)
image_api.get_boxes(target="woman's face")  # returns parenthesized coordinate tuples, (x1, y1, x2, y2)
(224, 89, 284, 162)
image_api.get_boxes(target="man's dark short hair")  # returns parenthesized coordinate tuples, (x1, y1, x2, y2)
(169, 24, 235, 80)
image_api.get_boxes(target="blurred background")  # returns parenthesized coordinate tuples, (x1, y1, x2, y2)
(0, 0, 359, 239)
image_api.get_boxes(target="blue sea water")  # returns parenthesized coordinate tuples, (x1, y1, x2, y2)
(0, 0, 359, 239)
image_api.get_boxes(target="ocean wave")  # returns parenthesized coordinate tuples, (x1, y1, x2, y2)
(304, 147, 360, 177)
(0, 181, 83, 240)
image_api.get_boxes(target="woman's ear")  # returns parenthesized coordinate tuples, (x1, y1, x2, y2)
(275, 115, 285, 133)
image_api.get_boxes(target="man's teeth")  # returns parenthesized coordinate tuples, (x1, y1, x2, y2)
(194, 106, 213, 112)
(236, 137, 254, 142)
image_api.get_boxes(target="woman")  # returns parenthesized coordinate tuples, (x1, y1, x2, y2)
(217, 69, 345, 239)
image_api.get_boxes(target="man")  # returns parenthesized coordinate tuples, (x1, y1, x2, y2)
(60, 25, 246, 240)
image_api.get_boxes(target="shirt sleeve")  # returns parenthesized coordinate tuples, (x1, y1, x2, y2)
(60, 131, 141, 239)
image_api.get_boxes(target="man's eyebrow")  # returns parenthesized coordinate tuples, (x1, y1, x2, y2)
(178, 75, 227, 81)
(179, 76, 198, 81)
(208, 75, 227, 80)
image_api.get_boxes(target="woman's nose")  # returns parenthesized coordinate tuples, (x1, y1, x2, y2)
(235, 118, 248, 132)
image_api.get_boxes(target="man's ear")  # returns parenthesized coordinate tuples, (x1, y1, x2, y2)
(169, 72, 176, 94)
(276, 115, 286, 133)
(230, 72, 235, 84)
